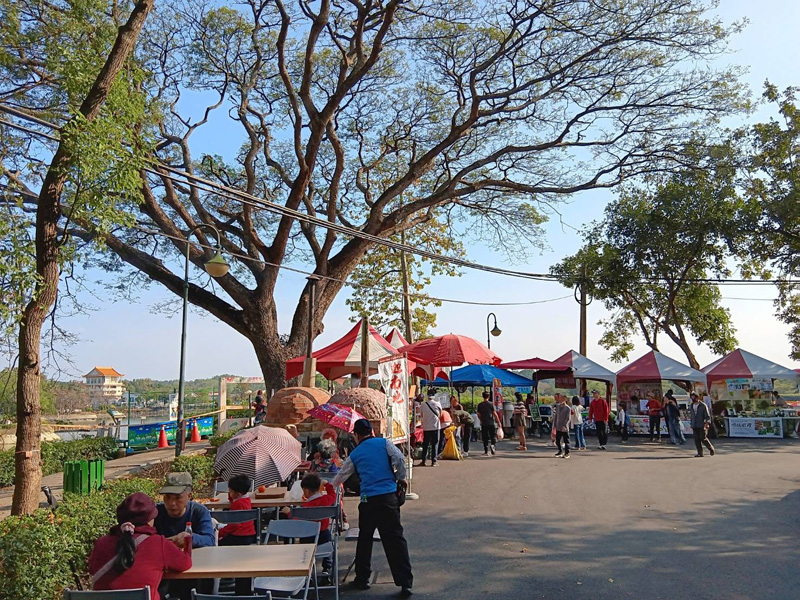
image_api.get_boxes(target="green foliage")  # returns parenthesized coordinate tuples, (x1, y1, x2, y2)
(209, 428, 238, 448)
(552, 154, 742, 366)
(0, 368, 56, 418)
(0, 436, 118, 487)
(171, 453, 216, 489)
(739, 84, 800, 358)
(0, 477, 161, 600)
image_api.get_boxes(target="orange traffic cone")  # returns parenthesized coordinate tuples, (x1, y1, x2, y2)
(190, 420, 201, 443)
(157, 425, 168, 448)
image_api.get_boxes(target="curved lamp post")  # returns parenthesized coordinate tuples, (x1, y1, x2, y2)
(176, 224, 229, 457)
(486, 312, 501, 349)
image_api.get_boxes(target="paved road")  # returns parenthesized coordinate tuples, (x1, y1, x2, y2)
(337, 436, 800, 600)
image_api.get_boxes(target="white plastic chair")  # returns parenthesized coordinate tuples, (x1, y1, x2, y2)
(290, 506, 341, 600)
(255, 520, 320, 600)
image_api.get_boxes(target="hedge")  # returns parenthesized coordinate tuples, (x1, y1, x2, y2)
(0, 477, 161, 600)
(171, 453, 216, 489)
(0, 436, 119, 488)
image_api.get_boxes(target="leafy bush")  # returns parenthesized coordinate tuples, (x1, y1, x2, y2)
(0, 477, 161, 600)
(171, 453, 216, 489)
(0, 436, 119, 487)
(209, 428, 238, 448)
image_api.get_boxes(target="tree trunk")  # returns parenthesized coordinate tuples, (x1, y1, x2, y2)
(11, 0, 155, 515)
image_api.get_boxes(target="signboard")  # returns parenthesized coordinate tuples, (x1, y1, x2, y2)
(725, 417, 783, 438)
(554, 375, 576, 389)
(128, 417, 213, 447)
(492, 378, 503, 413)
(378, 356, 410, 443)
(516, 386, 532, 394)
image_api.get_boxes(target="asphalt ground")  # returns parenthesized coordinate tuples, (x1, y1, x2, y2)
(336, 434, 800, 600)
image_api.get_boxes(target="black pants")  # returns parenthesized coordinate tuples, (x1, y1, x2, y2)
(462, 424, 473, 453)
(481, 422, 496, 452)
(421, 429, 439, 464)
(596, 421, 608, 446)
(650, 414, 662, 440)
(693, 427, 715, 456)
(555, 430, 570, 455)
(355, 492, 413, 589)
(620, 423, 628, 442)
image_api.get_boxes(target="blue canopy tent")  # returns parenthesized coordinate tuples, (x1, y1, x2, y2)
(422, 364, 533, 387)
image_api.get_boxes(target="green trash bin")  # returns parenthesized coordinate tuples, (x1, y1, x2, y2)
(63, 459, 105, 494)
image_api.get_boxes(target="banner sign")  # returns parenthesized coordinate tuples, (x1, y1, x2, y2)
(554, 375, 576, 389)
(379, 356, 409, 443)
(128, 417, 213, 447)
(492, 378, 503, 413)
(515, 386, 532, 394)
(725, 417, 783, 438)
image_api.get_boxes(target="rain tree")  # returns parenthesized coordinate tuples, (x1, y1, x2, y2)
(11, 0, 747, 390)
(552, 155, 742, 368)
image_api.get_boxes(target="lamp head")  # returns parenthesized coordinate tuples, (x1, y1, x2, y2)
(204, 251, 230, 277)
(491, 325, 502, 337)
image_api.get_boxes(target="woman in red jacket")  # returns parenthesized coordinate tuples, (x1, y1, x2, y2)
(89, 492, 191, 600)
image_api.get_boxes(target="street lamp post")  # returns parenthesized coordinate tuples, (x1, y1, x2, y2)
(176, 224, 230, 457)
(486, 312, 502, 349)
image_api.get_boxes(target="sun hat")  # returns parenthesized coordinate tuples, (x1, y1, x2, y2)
(117, 492, 158, 525)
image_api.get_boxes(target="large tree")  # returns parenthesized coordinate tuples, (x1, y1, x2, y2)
(552, 153, 742, 367)
(739, 84, 800, 357)
(12, 0, 746, 390)
(0, 0, 154, 513)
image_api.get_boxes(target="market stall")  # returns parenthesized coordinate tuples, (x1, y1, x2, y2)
(702, 348, 799, 438)
(615, 350, 706, 436)
(422, 364, 534, 411)
(551, 349, 616, 397)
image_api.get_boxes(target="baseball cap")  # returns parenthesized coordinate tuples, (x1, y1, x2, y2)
(160, 471, 193, 495)
(353, 418, 373, 436)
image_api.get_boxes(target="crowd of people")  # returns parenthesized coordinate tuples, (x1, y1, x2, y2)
(414, 386, 719, 462)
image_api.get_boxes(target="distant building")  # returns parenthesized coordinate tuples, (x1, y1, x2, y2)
(83, 367, 126, 408)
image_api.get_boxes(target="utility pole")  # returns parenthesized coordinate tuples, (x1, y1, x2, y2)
(399, 228, 414, 344)
(360, 316, 370, 388)
(576, 264, 591, 397)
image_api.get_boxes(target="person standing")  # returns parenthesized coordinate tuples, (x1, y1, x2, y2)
(332, 419, 413, 596)
(570, 396, 586, 450)
(616, 401, 629, 444)
(416, 390, 442, 467)
(690, 393, 716, 457)
(703, 392, 719, 438)
(665, 396, 686, 445)
(513, 392, 528, 450)
(451, 402, 475, 456)
(588, 390, 610, 449)
(648, 392, 665, 442)
(253, 390, 266, 424)
(553, 393, 572, 458)
(477, 391, 500, 455)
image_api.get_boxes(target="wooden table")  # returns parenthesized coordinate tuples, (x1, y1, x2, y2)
(201, 490, 304, 510)
(164, 544, 316, 594)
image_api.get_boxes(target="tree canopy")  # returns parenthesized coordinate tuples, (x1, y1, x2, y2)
(552, 154, 743, 368)
(3, 0, 747, 391)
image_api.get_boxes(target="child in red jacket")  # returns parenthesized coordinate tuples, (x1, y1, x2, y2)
(89, 492, 191, 600)
(218, 474, 257, 546)
(283, 473, 337, 571)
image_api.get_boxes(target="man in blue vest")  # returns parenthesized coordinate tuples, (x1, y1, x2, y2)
(333, 418, 413, 596)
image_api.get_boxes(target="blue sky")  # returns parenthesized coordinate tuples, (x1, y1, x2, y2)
(52, 0, 800, 382)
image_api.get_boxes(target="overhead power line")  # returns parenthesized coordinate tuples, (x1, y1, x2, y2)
(3, 102, 800, 290)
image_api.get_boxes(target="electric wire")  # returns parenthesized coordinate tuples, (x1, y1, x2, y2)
(3, 102, 800, 289)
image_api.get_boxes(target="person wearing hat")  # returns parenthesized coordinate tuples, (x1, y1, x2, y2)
(332, 419, 413, 596)
(89, 492, 192, 599)
(154, 472, 215, 549)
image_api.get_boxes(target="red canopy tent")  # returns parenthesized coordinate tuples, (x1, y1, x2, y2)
(702, 348, 799, 387)
(285, 319, 398, 380)
(499, 357, 572, 381)
(616, 350, 705, 385)
(385, 327, 409, 350)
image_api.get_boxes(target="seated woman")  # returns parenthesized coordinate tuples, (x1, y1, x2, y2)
(310, 438, 342, 473)
(89, 492, 191, 600)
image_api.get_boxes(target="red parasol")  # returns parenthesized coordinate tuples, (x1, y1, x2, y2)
(308, 403, 367, 433)
(397, 334, 502, 367)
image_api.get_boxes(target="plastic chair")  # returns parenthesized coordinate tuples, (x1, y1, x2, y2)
(210, 509, 261, 545)
(64, 588, 150, 599)
(213, 479, 255, 494)
(255, 520, 320, 600)
(191, 590, 271, 600)
(290, 506, 340, 600)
